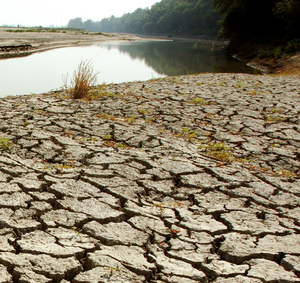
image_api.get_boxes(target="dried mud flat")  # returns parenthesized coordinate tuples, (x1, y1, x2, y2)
(0, 73, 300, 282)
(0, 28, 153, 57)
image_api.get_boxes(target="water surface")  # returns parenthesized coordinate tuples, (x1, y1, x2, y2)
(0, 40, 256, 97)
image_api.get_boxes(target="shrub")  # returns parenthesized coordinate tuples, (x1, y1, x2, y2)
(66, 59, 99, 99)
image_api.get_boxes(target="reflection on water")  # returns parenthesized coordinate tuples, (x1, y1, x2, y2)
(100, 40, 255, 76)
(0, 40, 256, 97)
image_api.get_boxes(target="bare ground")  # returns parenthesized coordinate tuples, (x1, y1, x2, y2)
(0, 27, 158, 57)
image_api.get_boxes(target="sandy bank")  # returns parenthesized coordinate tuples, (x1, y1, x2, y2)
(0, 27, 160, 58)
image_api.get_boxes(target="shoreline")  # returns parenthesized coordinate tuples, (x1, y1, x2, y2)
(0, 28, 164, 59)
(1, 28, 299, 75)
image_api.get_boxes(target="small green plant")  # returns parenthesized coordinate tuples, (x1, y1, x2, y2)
(177, 128, 197, 139)
(236, 82, 245, 88)
(53, 164, 72, 173)
(116, 143, 129, 149)
(199, 141, 235, 163)
(188, 97, 209, 105)
(137, 109, 146, 114)
(199, 141, 230, 153)
(126, 115, 136, 124)
(264, 113, 286, 123)
(203, 131, 214, 136)
(76, 137, 87, 144)
(95, 113, 118, 121)
(275, 169, 297, 178)
(107, 267, 121, 276)
(43, 163, 50, 170)
(103, 135, 113, 140)
(153, 203, 165, 214)
(90, 137, 99, 141)
(83, 85, 126, 101)
(145, 117, 156, 123)
(0, 137, 12, 151)
(273, 46, 283, 58)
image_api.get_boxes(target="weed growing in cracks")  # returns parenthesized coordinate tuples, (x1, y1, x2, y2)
(0, 137, 12, 151)
(199, 141, 235, 163)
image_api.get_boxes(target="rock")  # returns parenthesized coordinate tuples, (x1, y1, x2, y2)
(282, 255, 300, 277)
(83, 221, 149, 247)
(17, 230, 84, 258)
(220, 210, 289, 235)
(73, 266, 146, 283)
(86, 245, 156, 278)
(150, 251, 207, 281)
(213, 275, 263, 283)
(202, 260, 249, 279)
(57, 198, 125, 223)
(247, 258, 300, 282)
(0, 264, 12, 283)
(40, 209, 89, 228)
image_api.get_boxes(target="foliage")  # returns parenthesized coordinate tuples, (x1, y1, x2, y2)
(212, 0, 300, 54)
(6, 27, 79, 33)
(67, 0, 220, 36)
(65, 60, 99, 99)
(189, 97, 210, 105)
(176, 128, 197, 139)
(273, 0, 300, 37)
(199, 141, 235, 162)
(103, 135, 113, 140)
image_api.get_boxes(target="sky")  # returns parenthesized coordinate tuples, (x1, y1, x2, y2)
(0, 0, 160, 27)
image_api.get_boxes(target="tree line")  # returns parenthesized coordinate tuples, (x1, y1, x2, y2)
(68, 0, 300, 56)
(213, 0, 300, 56)
(68, 0, 220, 37)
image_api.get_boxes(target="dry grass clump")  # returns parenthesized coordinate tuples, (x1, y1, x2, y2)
(65, 59, 100, 99)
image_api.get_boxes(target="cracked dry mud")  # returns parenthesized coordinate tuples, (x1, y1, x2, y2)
(0, 73, 300, 282)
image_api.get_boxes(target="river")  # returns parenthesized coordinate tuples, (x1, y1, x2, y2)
(0, 39, 256, 97)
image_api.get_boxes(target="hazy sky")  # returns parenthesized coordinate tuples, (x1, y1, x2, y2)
(0, 0, 160, 27)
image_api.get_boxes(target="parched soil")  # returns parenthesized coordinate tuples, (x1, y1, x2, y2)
(0, 73, 299, 282)
(1, 28, 300, 282)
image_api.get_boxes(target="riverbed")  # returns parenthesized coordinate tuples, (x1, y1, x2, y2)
(0, 73, 299, 282)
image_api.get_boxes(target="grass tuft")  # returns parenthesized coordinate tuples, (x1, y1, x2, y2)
(65, 60, 100, 99)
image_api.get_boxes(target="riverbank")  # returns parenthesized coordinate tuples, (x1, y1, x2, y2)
(226, 39, 300, 75)
(2, 27, 299, 76)
(0, 73, 299, 282)
(0, 27, 161, 58)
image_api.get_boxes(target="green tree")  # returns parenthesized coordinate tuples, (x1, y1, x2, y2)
(273, 0, 300, 37)
(213, 0, 299, 42)
(67, 0, 220, 37)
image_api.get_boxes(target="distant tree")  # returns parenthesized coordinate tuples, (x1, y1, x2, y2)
(67, 17, 83, 29)
(83, 19, 96, 31)
(67, 0, 220, 37)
